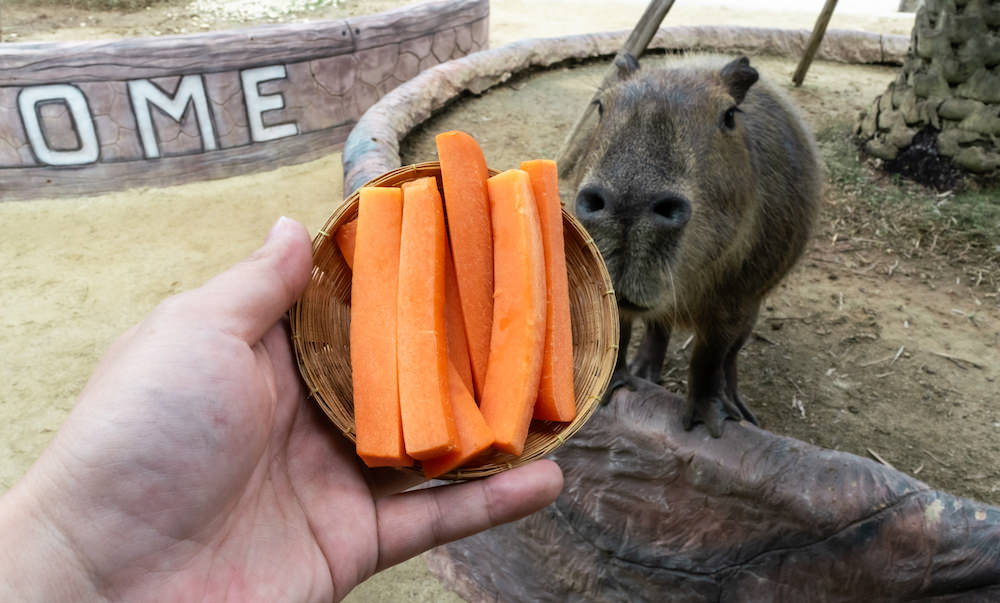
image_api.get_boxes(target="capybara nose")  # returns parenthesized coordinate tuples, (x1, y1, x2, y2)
(574, 184, 613, 222)
(650, 193, 691, 230)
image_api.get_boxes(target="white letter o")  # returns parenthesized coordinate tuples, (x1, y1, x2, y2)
(19, 84, 100, 166)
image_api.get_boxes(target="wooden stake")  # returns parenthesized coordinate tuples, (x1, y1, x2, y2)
(557, 0, 676, 183)
(792, 0, 839, 87)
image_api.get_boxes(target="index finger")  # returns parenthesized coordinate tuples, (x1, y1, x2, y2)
(372, 460, 564, 571)
(366, 467, 427, 498)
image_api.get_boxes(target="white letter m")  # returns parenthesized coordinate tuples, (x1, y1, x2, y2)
(128, 76, 218, 159)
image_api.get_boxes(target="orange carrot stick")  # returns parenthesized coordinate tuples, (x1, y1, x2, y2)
(478, 169, 547, 456)
(521, 160, 577, 422)
(335, 218, 358, 270)
(444, 239, 475, 396)
(423, 243, 494, 478)
(351, 187, 412, 467)
(421, 362, 494, 478)
(397, 176, 458, 460)
(436, 130, 493, 398)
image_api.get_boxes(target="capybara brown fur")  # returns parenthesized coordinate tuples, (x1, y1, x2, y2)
(571, 54, 822, 437)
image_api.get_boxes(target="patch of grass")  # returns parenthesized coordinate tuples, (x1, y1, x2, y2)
(816, 121, 1000, 264)
(932, 191, 1000, 245)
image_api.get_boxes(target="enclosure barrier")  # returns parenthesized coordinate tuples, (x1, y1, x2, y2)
(344, 25, 907, 192)
(0, 0, 488, 201)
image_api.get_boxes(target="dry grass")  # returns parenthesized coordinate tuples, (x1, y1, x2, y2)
(817, 121, 1000, 298)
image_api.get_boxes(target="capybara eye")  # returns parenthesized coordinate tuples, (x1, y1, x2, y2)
(722, 106, 740, 130)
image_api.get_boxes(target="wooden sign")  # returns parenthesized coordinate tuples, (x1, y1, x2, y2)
(0, 0, 488, 200)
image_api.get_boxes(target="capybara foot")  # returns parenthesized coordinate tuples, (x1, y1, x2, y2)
(601, 369, 641, 405)
(683, 395, 745, 437)
(629, 321, 669, 384)
(730, 390, 759, 426)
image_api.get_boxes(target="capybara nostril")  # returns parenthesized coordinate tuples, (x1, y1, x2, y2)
(650, 194, 691, 229)
(575, 184, 611, 219)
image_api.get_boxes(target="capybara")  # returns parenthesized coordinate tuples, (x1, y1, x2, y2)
(571, 54, 822, 437)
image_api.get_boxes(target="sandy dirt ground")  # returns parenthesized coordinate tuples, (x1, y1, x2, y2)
(6, 0, 915, 44)
(4, 2, 996, 602)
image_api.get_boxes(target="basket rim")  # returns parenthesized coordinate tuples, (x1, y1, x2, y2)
(290, 161, 618, 480)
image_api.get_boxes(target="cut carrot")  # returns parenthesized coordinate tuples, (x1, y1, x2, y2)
(335, 218, 358, 270)
(478, 169, 547, 456)
(436, 130, 493, 398)
(421, 361, 495, 478)
(521, 160, 577, 422)
(444, 239, 475, 396)
(397, 176, 458, 460)
(351, 187, 412, 467)
(422, 236, 493, 477)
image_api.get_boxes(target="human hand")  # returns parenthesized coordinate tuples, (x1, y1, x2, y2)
(0, 217, 563, 602)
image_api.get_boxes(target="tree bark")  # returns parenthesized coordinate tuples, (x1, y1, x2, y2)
(427, 379, 1000, 601)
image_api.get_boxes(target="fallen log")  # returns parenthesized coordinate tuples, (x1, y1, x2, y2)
(427, 379, 1000, 601)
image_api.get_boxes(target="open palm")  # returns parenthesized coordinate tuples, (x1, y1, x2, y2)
(2, 218, 562, 602)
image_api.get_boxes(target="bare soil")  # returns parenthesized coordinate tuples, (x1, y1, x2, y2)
(2, 0, 915, 46)
(2, 0, 410, 42)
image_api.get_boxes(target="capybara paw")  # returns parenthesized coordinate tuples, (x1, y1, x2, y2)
(683, 395, 744, 438)
(601, 369, 640, 405)
(730, 390, 760, 426)
(737, 402, 759, 426)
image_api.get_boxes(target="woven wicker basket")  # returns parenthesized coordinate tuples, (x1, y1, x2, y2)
(290, 162, 618, 480)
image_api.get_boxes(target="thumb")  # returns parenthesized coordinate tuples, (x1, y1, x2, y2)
(181, 216, 313, 344)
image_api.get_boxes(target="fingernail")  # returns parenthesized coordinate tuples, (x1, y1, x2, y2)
(265, 216, 292, 244)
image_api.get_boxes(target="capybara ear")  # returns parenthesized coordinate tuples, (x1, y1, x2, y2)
(614, 52, 640, 81)
(720, 56, 759, 104)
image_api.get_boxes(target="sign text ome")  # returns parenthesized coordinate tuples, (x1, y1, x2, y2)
(18, 65, 298, 166)
(0, 0, 489, 200)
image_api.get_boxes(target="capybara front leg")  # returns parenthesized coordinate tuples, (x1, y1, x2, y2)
(630, 320, 671, 384)
(684, 334, 744, 437)
(723, 329, 759, 426)
(602, 314, 638, 405)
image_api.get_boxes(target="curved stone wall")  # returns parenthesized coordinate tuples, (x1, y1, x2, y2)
(0, 0, 488, 201)
(343, 26, 908, 194)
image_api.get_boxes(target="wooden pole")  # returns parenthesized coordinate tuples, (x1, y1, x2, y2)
(792, 0, 839, 87)
(556, 0, 676, 183)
